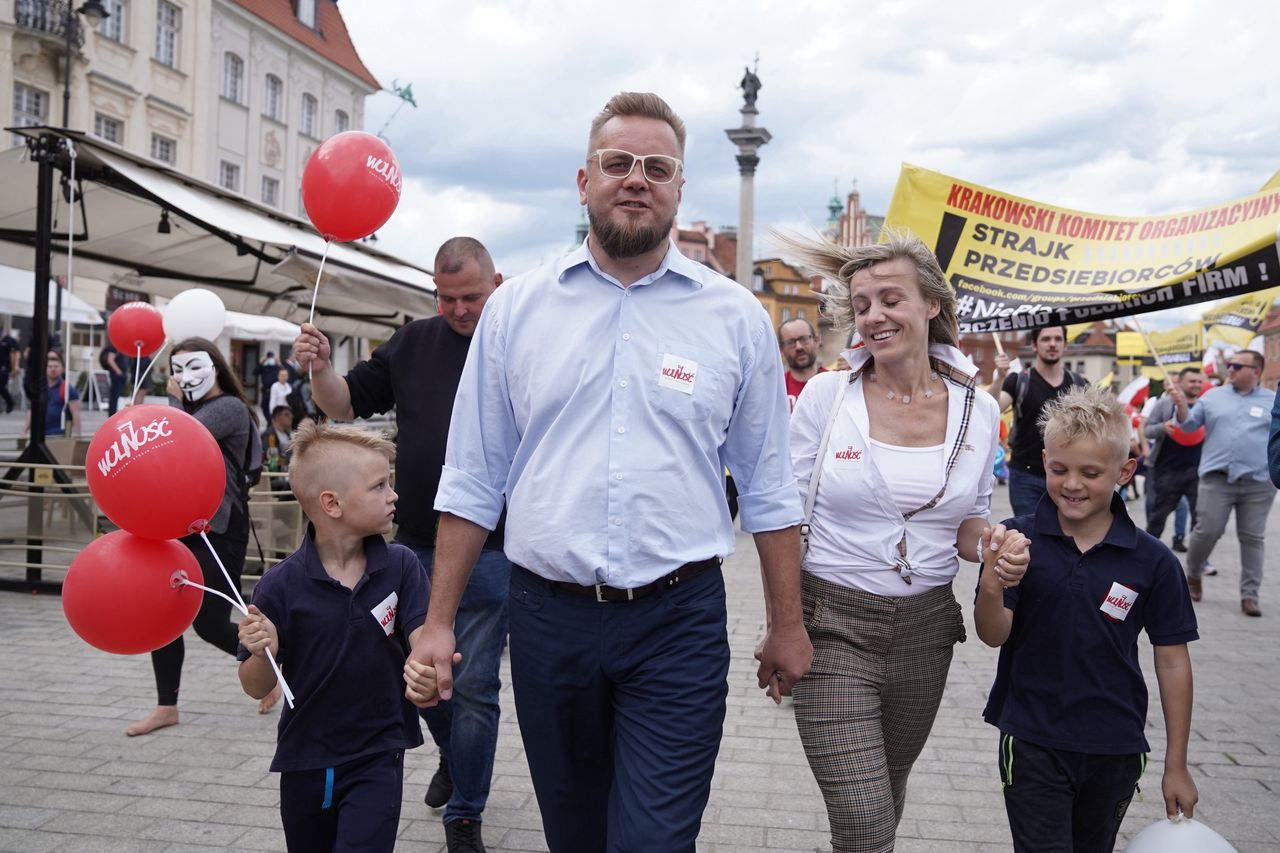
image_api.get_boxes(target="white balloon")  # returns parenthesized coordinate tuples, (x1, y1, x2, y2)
(163, 288, 227, 342)
(1126, 817, 1236, 853)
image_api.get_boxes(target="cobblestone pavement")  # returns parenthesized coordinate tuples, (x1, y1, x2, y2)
(1, 474, 1278, 852)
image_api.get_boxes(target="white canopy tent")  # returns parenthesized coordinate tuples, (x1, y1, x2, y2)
(0, 129, 436, 340)
(220, 310, 301, 345)
(0, 262, 103, 325)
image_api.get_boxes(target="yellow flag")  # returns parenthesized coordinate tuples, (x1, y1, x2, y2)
(1095, 371, 1114, 389)
(1262, 169, 1280, 192)
(1202, 289, 1277, 348)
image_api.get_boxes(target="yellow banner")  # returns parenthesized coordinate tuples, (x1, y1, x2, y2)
(1115, 322, 1203, 378)
(884, 164, 1280, 333)
(1202, 288, 1277, 348)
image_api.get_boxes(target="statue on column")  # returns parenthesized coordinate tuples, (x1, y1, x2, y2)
(739, 64, 762, 109)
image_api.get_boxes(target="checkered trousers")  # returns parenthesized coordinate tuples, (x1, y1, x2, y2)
(792, 573, 966, 853)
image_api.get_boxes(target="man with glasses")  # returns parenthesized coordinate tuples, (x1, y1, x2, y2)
(779, 317, 824, 413)
(411, 92, 810, 853)
(1168, 350, 1277, 616)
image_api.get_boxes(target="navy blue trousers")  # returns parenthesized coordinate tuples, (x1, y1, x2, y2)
(508, 565, 730, 853)
(279, 750, 404, 853)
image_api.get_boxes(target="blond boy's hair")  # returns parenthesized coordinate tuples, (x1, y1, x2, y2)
(287, 421, 395, 505)
(1038, 384, 1130, 462)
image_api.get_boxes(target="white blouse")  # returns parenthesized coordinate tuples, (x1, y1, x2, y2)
(790, 344, 1001, 596)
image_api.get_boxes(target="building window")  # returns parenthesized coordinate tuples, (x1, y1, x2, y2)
(222, 52, 244, 102)
(11, 83, 47, 146)
(154, 0, 180, 68)
(296, 0, 315, 28)
(219, 161, 241, 192)
(150, 133, 175, 163)
(334, 109, 349, 134)
(300, 93, 317, 137)
(93, 113, 124, 144)
(261, 175, 279, 207)
(781, 308, 791, 323)
(263, 74, 282, 121)
(99, 0, 125, 42)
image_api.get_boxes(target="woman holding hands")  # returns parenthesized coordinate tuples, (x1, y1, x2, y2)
(784, 230, 1028, 853)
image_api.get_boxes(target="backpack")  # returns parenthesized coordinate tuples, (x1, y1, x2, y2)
(1010, 368, 1087, 446)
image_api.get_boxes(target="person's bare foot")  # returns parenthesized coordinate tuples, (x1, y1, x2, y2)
(125, 705, 179, 737)
(258, 685, 282, 715)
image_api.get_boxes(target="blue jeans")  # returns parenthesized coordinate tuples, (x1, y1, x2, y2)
(1174, 495, 1188, 540)
(1008, 469, 1047, 518)
(407, 545, 511, 825)
(508, 565, 730, 853)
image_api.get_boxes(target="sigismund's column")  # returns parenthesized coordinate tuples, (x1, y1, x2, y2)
(725, 61, 771, 286)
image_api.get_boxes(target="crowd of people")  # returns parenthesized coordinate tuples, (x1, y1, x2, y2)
(20, 90, 1280, 853)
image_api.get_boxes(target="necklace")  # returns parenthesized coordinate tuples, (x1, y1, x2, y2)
(867, 370, 938, 405)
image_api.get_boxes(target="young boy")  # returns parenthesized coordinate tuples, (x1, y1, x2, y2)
(974, 385, 1199, 852)
(238, 422, 448, 852)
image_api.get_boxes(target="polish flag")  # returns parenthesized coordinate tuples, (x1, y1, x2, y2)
(1116, 375, 1150, 408)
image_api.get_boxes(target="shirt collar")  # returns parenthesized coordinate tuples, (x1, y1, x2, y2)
(555, 237, 703, 290)
(299, 523, 391, 583)
(843, 342, 980, 382)
(1032, 491, 1138, 550)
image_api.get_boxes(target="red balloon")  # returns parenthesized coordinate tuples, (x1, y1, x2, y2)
(107, 302, 166, 356)
(86, 405, 226, 540)
(301, 131, 402, 242)
(63, 531, 204, 655)
(1168, 425, 1206, 447)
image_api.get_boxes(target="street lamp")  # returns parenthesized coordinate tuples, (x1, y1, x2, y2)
(61, 0, 110, 128)
(55, 0, 109, 337)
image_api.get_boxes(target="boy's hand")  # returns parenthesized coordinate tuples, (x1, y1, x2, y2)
(981, 525, 1030, 590)
(238, 605, 278, 658)
(404, 654, 462, 706)
(1162, 765, 1198, 819)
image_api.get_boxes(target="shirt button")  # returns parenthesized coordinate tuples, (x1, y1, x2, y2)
(615, 473, 623, 480)
(622, 333, 631, 341)
(619, 380, 628, 388)
(612, 517, 622, 526)
(617, 426, 625, 434)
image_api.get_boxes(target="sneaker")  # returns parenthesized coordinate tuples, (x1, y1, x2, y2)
(1242, 598, 1262, 617)
(1203, 561, 1217, 577)
(1171, 537, 1187, 553)
(445, 818, 486, 853)
(423, 756, 452, 809)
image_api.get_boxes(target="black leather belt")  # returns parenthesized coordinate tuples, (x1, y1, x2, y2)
(514, 559, 721, 603)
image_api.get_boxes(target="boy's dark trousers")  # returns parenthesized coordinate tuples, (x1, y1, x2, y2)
(279, 750, 404, 852)
(999, 733, 1144, 853)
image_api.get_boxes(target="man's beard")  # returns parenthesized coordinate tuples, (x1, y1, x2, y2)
(1038, 353, 1060, 366)
(787, 350, 814, 371)
(587, 202, 673, 260)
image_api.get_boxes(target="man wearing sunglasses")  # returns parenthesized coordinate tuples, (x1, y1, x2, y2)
(413, 92, 810, 853)
(1168, 349, 1277, 616)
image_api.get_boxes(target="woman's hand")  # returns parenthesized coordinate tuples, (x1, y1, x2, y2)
(981, 524, 1029, 588)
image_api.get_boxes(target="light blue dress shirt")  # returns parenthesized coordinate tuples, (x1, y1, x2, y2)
(1176, 383, 1277, 483)
(435, 240, 802, 587)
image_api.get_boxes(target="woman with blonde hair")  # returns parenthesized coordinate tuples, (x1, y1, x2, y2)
(783, 229, 1027, 852)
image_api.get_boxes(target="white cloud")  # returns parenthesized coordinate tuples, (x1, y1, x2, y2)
(346, 0, 1280, 329)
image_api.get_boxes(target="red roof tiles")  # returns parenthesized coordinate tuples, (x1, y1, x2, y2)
(228, 0, 380, 90)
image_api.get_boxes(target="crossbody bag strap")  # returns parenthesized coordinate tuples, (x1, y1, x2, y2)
(801, 375, 850, 559)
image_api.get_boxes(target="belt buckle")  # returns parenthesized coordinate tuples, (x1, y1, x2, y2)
(594, 584, 635, 603)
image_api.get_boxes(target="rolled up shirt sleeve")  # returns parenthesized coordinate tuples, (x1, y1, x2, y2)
(434, 294, 518, 531)
(721, 310, 803, 533)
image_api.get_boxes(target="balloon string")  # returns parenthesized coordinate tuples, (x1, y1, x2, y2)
(198, 533, 295, 708)
(177, 577, 240, 610)
(134, 341, 169, 402)
(134, 347, 141, 401)
(307, 240, 332, 383)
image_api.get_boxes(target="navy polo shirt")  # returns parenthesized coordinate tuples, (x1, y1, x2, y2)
(237, 527, 429, 772)
(979, 493, 1197, 754)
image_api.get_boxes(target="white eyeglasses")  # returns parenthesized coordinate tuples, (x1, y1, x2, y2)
(589, 149, 683, 184)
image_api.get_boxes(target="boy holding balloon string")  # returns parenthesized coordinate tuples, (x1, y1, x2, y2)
(237, 421, 450, 852)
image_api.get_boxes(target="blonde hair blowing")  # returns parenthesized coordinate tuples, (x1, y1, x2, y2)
(287, 421, 396, 500)
(588, 92, 687, 158)
(1038, 385, 1131, 462)
(774, 227, 959, 348)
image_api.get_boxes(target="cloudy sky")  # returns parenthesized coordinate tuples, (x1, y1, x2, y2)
(344, 0, 1279, 329)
